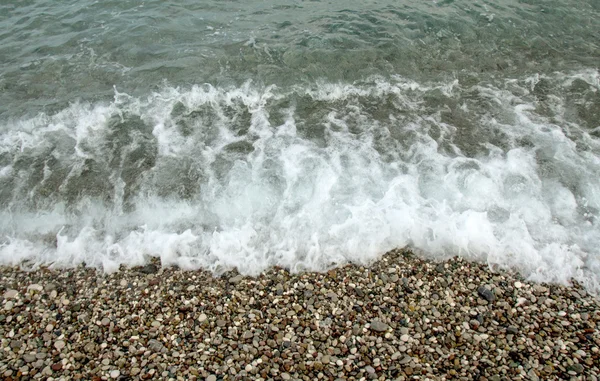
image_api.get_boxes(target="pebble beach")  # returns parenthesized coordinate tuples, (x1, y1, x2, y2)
(1, 249, 599, 381)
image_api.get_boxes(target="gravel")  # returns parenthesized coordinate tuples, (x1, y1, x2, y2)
(1, 248, 599, 380)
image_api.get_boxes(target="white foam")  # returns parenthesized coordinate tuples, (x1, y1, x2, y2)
(1, 71, 599, 293)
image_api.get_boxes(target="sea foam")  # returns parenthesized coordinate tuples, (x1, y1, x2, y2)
(0, 71, 599, 293)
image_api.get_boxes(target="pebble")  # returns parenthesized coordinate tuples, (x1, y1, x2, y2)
(139, 263, 159, 274)
(570, 364, 585, 374)
(477, 286, 495, 302)
(229, 275, 244, 284)
(3, 289, 18, 299)
(370, 319, 389, 332)
(148, 339, 166, 353)
(399, 355, 412, 365)
(0, 249, 598, 381)
(27, 284, 44, 292)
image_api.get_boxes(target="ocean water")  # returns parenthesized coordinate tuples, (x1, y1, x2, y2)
(1, 0, 599, 291)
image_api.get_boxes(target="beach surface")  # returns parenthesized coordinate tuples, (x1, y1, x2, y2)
(1, 249, 599, 381)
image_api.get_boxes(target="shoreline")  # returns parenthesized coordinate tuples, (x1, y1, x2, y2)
(1, 249, 599, 380)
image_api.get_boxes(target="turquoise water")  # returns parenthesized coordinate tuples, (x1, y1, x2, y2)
(1, 0, 599, 291)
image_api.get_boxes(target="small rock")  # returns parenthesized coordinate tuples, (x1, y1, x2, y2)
(101, 318, 110, 326)
(570, 363, 584, 374)
(507, 326, 519, 335)
(216, 319, 227, 327)
(198, 313, 208, 323)
(365, 365, 376, 374)
(399, 355, 412, 365)
(3, 290, 18, 299)
(139, 263, 159, 274)
(528, 369, 540, 381)
(514, 281, 523, 288)
(27, 284, 44, 292)
(148, 339, 166, 353)
(4, 301, 14, 311)
(23, 354, 36, 363)
(477, 286, 495, 302)
(54, 340, 65, 350)
(84, 342, 96, 353)
(206, 375, 217, 381)
(370, 319, 389, 332)
(229, 275, 244, 284)
(51, 363, 62, 371)
(110, 370, 120, 379)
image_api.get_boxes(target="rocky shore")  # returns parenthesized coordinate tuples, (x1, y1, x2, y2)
(1, 249, 599, 380)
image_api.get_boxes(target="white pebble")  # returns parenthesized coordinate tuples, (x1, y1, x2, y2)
(3, 290, 18, 299)
(27, 284, 43, 292)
